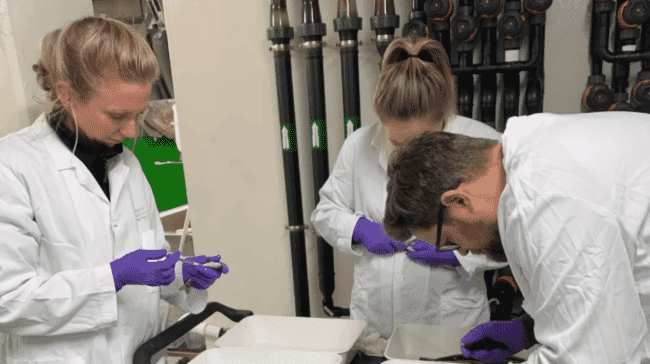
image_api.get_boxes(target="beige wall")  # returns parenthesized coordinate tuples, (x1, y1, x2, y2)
(0, 0, 93, 135)
(161, 0, 622, 329)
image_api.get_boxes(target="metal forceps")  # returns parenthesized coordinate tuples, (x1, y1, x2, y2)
(405, 236, 418, 252)
(177, 255, 223, 293)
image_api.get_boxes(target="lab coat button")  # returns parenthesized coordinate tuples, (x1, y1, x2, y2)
(123, 327, 129, 335)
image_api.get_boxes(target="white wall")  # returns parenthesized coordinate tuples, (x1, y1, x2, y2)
(0, 0, 93, 136)
(0, 0, 21, 137)
(161, 0, 632, 330)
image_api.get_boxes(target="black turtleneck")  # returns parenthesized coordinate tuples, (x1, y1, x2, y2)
(48, 108, 124, 200)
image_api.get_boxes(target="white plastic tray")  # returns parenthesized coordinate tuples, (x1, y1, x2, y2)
(384, 323, 536, 362)
(214, 315, 366, 363)
(188, 348, 344, 364)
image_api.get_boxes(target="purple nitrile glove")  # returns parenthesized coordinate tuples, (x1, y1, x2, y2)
(110, 249, 180, 292)
(352, 217, 407, 255)
(406, 240, 460, 267)
(182, 255, 229, 290)
(460, 318, 528, 363)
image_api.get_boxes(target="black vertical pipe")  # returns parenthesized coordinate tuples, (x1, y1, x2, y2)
(612, 0, 630, 94)
(501, 0, 524, 124)
(524, 12, 545, 115)
(403, 0, 429, 37)
(480, 19, 498, 129)
(643, 20, 650, 70)
(334, 1, 363, 139)
(632, 20, 650, 112)
(583, 0, 615, 112)
(437, 23, 452, 58)
(590, 0, 604, 76)
(453, 0, 477, 118)
(477, 0, 502, 129)
(268, 0, 310, 317)
(424, 0, 453, 55)
(458, 53, 474, 117)
(609, 0, 636, 110)
(371, 0, 400, 62)
(503, 72, 520, 122)
(298, 0, 338, 318)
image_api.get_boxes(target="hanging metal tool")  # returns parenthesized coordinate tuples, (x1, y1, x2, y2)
(371, 0, 400, 61)
(267, 0, 311, 317)
(424, 0, 454, 54)
(299, 0, 348, 318)
(334, 0, 363, 139)
(403, 0, 429, 37)
(477, 0, 503, 129)
(451, 0, 479, 118)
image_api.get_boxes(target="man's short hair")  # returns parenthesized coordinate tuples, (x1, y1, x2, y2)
(384, 131, 498, 241)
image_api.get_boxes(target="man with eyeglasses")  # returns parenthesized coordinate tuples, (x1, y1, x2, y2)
(383, 112, 650, 363)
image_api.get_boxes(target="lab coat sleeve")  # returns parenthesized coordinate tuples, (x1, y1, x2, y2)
(508, 195, 648, 364)
(311, 133, 364, 256)
(143, 176, 208, 314)
(0, 164, 118, 336)
(454, 250, 508, 276)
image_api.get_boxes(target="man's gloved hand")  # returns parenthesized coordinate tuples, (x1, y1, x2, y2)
(110, 249, 180, 292)
(406, 240, 460, 267)
(182, 255, 229, 290)
(460, 318, 529, 363)
(352, 217, 407, 255)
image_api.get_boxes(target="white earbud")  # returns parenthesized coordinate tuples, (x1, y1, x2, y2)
(70, 103, 80, 157)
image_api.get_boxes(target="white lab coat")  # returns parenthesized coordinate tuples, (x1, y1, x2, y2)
(0, 114, 208, 364)
(499, 112, 650, 363)
(312, 115, 507, 338)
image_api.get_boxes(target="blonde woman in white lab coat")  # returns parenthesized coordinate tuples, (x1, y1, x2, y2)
(311, 36, 507, 341)
(0, 17, 226, 364)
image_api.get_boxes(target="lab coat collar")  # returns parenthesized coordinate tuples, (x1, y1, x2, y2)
(33, 113, 129, 204)
(371, 122, 391, 172)
(33, 113, 77, 171)
(47, 108, 123, 169)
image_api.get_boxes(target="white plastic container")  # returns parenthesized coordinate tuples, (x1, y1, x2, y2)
(214, 315, 366, 364)
(188, 348, 344, 364)
(384, 323, 536, 362)
(381, 360, 486, 364)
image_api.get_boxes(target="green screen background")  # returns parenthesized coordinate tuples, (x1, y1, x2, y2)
(122, 136, 188, 212)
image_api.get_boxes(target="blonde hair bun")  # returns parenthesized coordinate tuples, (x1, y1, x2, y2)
(373, 35, 456, 125)
(32, 17, 159, 107)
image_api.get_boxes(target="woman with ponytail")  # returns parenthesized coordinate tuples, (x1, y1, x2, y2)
(312, 35, 505, 343)
(0, 17, 226, 363)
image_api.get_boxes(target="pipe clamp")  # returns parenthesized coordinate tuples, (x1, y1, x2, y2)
(299, 41, 323, 49)
(339, 40, 358, 48)
(270, 43, 292, 52)
(375, 34, 394, 43)
(285, 225, 310, 232)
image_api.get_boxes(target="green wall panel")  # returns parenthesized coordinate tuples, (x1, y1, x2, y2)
(122, 136, 187, 212)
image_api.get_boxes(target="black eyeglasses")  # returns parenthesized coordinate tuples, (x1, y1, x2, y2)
(435, 204, 459, 252)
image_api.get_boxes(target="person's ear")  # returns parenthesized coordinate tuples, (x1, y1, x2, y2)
(441, 188, 475, 214)
(55, 81, 74, 111)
